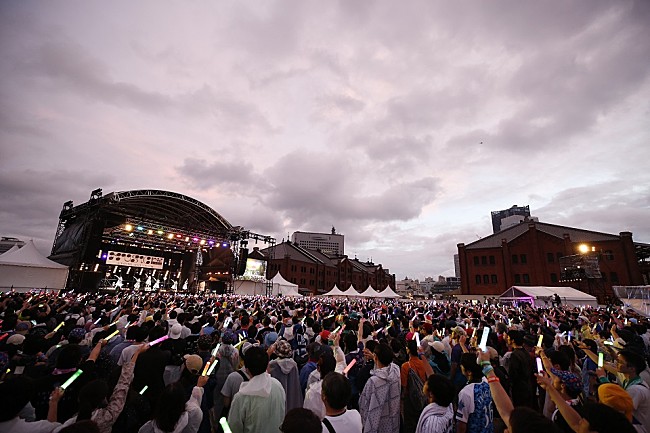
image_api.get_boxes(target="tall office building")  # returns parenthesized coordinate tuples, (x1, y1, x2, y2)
(291, 228, 344, 255)
(491, 205, 531, 233)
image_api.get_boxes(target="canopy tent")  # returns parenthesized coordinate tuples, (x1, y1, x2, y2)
(378, 286, 401, 298)
(0, 245, 20, 258)
(232, 272, 302, 296)
(321, 285, 347, 297)
(360, 286, 382, 298)
(270, 272, 302, 296)
(0, 240, 69, 292)
(342, 285, 363, 297)
(499, 286, 597, 307)
(613, 286, 650, 317)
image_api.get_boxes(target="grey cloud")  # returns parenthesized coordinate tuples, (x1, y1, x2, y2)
(176, 158, 262, 192)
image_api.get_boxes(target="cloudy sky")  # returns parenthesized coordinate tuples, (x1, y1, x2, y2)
(1, 1, 649, 280)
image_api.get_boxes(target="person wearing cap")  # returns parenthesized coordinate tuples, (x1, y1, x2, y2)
(596, 350, 650, 433)
(268, 339, 303, 413)
(227, 346, 286, 433)
(597, 383, 646, 432)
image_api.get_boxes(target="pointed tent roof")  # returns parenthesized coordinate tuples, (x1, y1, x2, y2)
(270, 271, 298, 288)
(0, 240, 68, 269)
(378, 286, 401, 298)
(343, 285, 363, 297)
(322, 285, 346, 297)
(360, 286, 381, 298)
(0, 245, 20, 258)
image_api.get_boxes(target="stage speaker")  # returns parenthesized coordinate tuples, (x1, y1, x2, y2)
(236, 248, 248, 275)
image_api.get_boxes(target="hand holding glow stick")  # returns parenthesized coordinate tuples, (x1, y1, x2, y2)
(60, 369, 83, 390)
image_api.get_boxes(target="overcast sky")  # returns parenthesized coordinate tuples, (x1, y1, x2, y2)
(1, 1, 649, 281)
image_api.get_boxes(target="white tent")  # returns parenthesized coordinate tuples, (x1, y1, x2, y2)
(0, 240, 69, 292)
(378, 286, 401, 298)
(343, 285, 363, 297)
(271, 272, 302, 296)
(232, 279, 268, 296)
(321, 285, 347, 297)
(499, 286, 597, 307)
(360, 286, 381, 298)
(0, 245, 20, 258)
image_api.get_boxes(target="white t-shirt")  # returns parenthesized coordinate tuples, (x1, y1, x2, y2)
(627, 383, 650, 433)
(322, 409, 363, 433)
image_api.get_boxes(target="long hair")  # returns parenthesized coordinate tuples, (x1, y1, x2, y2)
(77, 380, 109, 421)
(153, 383, 187, 432)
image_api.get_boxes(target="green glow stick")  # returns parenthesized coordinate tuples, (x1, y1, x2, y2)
(598, 352, 604, 368)
(53, 322, 64, 332)
(207, 359, 219, 375)
(139, 385, 148, 395)
(104, 330, 119, 341)
(219, 417, 233, 433)
(60, 369, 83, 390)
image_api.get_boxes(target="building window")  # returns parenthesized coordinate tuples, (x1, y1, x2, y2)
(604, 250, 614, 260)
(523, 274, 530, 283)
(474, 257, 479, 266)
(520, 254, 527, 264)
(481, 256, 487, 265)
(512, 255, 518, 264)
(550, 273, 558, 283)
(475, 275, 481, 284)
(489, 256, 495, 265)
(610, 272, 619, 283)
(483, 275, 489, 284)
(491, 274, 497, 284)
(547, 253, 554, 263)
(515, 274, 521, 284)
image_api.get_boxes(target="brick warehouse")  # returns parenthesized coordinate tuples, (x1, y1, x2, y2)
(457, 221, 650, 303)
(258, 241, 396, 295)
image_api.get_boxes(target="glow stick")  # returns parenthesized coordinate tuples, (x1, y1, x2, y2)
(207, 359, 219, 375)
(598, 352, 604, 368)
(568, 332, 572, 342)
(537, 335, 543, 347)
(234, 339, 246, 349)
(211, 343, 221, 357)
(104, 330, 119, 341)
(202, 322, 209, 328)
(478, 326, 490, 352)
(60, 369, 83, 390)
(219, 417, 233, 433)
(415, 332, 420, 347)
(343, 358, 357, 375)
(472, 328, 477, 338)
(0, 333, 8, 342)
(94, 317, 102, 325)
(536, 357, 544, 373)
(53, 322, 64, 332)
(604, 341, 614, 346)
(332, 326, 341, 334)
(202, 361, 211, 376)
(149, 335, 168, 346)
(139, 385, 148, 395)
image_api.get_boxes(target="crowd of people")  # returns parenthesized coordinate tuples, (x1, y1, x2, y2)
(1, 289, 649, 433)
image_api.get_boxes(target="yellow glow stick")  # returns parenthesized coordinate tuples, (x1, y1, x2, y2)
(537, 335, 543, 347)
(202, 361, 211, 376)
(104, 330, 119, 341)
(53, 322, 64, 332)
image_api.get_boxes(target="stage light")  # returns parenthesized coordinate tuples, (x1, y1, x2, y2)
(157, 230, 164, 235)
(200, 239, 206, 245)
(578, 244, 589, 254)
(147, 229, 153, 235)
(185, 237, 189, 242)
(137, 226, 144, 231)
(193, 237, 199, 242)
(125, 224, 133, 232)
(167, 233, 174, 239)
(102, 254, 107, 259)
(222, 242, 229, 248)
(176, 234, 182, 238)
(208, 240, 215, 245)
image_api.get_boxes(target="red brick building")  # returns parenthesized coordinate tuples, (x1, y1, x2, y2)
(457, 221, 650, 303)
(260, 241, 395, 295)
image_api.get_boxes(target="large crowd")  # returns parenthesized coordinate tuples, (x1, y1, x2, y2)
(1, 290, 649, 433)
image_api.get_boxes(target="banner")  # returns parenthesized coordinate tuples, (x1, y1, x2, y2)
(106, 251, 164, 269)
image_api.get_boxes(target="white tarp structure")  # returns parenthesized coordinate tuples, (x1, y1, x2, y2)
(0, 245, 20, 257)
(322, 285, 347, 297)
(613, 286, 650, 317)
(343, 285, 363, 297)
(378, 286, 401, 298)
(499, 286, 598, 307)
(0, 240, 69, 292)
(360, 286, 382, 298)
(270, 272, 302, 296)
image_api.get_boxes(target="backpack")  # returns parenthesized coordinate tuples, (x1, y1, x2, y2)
(406, 364, 428, 414)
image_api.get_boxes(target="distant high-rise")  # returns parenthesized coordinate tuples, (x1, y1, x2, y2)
(291, 228, 344, 255)
(491, 205, 531, 233)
